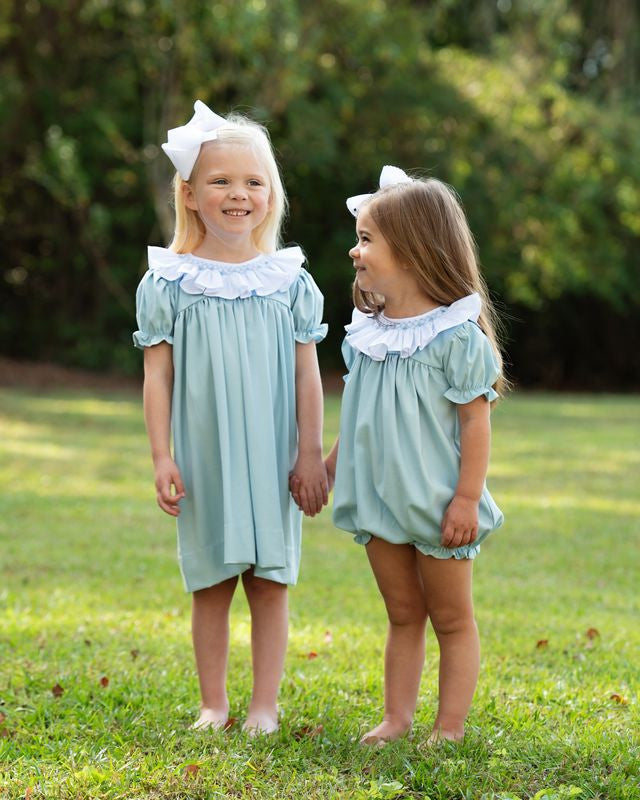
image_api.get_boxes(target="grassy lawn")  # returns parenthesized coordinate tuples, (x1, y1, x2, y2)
(0, 386, 638, 799)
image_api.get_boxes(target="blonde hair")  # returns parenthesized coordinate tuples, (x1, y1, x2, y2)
(355, 178, 508, 395)
(169, 113, 287, 254)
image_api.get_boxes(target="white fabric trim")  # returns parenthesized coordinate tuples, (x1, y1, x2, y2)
(147, 245, 305, 299)
(345, 293, 482, 360)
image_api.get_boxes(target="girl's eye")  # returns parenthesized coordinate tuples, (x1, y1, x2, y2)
(248, 180, 262, 187)
(210, 179, 228, 185)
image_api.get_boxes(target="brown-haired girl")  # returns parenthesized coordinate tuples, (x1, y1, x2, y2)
(322, 166, 505, 745)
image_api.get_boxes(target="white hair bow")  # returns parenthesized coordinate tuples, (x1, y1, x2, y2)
(161, 100, 227, 180)
(346, 165, 413, 217)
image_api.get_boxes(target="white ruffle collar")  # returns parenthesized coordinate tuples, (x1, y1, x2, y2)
(345, 293, 482, 360)
(147, 245, 305, 299)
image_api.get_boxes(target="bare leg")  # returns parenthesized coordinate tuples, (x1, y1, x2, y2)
(191, 576, 238, 729)
(241, 569, 289, 734)
(416, 555, 478, 742)
(361, 537, 428, 745)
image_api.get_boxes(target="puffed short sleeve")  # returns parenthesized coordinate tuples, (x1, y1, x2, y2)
(341, 337, 358, 374)
(289, 268, 328, 344)
(442, 322, 501, 404)
(132, 271, 178, 349)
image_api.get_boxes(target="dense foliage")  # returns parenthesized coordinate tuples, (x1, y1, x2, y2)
(1, 0, 639, 387)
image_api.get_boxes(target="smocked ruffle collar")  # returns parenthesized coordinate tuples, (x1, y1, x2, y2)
(345, 293, 482, 360)
(147, 245, 305, 299)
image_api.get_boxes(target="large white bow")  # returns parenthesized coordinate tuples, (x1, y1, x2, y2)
(161, 100, 227, 180)
(346, 165, 413, 217)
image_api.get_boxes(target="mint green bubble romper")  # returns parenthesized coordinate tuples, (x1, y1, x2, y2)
(332, 293, 503, 559)
(133, 246, 327, 591)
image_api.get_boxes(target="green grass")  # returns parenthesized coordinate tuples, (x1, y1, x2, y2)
(0, 387, 638, 800)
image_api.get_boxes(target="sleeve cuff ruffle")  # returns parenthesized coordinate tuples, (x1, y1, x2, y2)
(444, 385, 499, 404)
(295, 323, 328, 344)
(132, 331, 174, 349)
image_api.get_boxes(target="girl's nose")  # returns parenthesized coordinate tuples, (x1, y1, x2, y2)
(229, 184, 248, 199)
(349, 244, 359, 258)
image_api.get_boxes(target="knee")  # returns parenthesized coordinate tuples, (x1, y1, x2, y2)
(385, 596, 428, 627)
(429, 606, 476, 637)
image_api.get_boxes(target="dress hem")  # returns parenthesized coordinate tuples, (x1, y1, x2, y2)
(183, 565, 297, 593)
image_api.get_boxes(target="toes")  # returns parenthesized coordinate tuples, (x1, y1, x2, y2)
(192, 708, 228, 731)
(242, 715, 279, 736)
(427, 728, 464, 744)
(360, 732, 388, 747)
(360, 722, 408, 746)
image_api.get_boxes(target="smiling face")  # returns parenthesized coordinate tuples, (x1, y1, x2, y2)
(349, 205, 409, 297)
(183, 142, 271, 253)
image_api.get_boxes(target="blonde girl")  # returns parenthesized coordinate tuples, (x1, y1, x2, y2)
(134, 101, 328, 734)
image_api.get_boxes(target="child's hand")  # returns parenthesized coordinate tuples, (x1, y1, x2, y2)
(289, 455, 329, 517)
(153, 456, 186, 516)
(441, 494, 478, 549)
(289, 474, 302, 510)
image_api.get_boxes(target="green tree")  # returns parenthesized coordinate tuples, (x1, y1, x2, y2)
(1, 0, 639, 386)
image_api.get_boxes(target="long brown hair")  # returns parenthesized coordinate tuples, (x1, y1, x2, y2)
(354, 178, 508, 395)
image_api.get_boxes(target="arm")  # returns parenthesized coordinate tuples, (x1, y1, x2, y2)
(143, 342, 185, 516)
(290, 341, 328, 517)
(441, 395, 491, 548)
(324, 436, 339, 494)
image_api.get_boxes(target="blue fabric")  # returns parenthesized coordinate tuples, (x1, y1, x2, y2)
(333, 320, 503, 559)
(134, 264, 326, 590)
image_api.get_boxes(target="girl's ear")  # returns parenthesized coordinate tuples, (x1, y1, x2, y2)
(182, 180, 198, 211)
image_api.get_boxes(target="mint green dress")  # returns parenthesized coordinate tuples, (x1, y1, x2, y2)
(133, 246, 327, 591)
(332, 295, 503, 559)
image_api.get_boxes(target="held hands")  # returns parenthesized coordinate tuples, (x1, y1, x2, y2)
(153, 455, 186, 516)
(441, 494, 479, 549)
(289, 454, 329, 517)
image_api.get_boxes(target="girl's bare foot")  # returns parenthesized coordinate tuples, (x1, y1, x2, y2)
(427, 726, 464, 744)
(360, 719, 411, 746)
(242, 710, 279, 736)
(192, 707, 229, 731)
